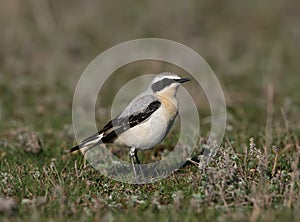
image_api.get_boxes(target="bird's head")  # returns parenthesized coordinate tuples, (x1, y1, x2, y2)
(150, 72, 190, 98)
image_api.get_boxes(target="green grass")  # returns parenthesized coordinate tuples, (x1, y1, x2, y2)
(1, 131, 300, 221)
(1, 0, 300, 221)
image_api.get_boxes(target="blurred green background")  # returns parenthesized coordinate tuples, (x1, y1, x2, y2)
(1, 0, 300, 132)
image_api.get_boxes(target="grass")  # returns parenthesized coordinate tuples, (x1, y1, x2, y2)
(1, 129, 300, 221)
(1, 0, 300, 221)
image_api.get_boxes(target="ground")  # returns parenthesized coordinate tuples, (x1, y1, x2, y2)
(1, 0, 300, 221)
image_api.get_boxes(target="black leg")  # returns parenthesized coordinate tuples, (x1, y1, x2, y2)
(134, 149, 140, 164)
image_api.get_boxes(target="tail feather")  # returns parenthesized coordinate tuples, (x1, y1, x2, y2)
(69, 145, 81, 153)
(69, 133, 104, 153)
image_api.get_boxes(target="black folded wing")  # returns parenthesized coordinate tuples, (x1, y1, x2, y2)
(70, 99, 161, 152)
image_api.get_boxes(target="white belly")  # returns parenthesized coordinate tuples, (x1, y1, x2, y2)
(115, 108, 177, 150)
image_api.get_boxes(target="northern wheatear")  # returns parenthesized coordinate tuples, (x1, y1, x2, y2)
(70, 72, 190, 179)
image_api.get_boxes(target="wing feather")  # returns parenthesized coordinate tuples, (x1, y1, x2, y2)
(69, 95, 161, 152)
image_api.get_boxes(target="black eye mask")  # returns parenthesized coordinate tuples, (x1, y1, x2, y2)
(151, 78, 177, 92)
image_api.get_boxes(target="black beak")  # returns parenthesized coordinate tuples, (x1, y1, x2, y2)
(175, 78, 191, 84)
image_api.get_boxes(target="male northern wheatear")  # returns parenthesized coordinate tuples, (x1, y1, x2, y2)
(70, 72, 190, 179)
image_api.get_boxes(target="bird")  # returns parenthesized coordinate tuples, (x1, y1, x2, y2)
(70, 72, 191, 181)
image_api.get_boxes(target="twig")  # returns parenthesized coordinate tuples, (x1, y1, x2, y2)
(271, 148, 279, 176)
(264, 83, 274, 167)
(29, 0, 56, 35)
